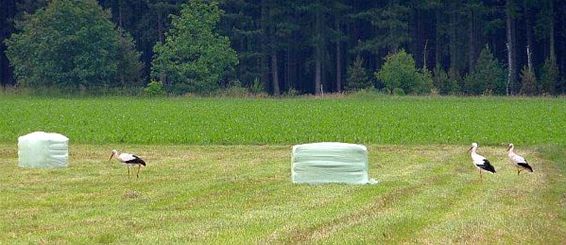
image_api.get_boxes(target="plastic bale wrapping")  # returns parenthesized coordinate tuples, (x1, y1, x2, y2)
(292, 142, 376, 184)
(18, 131, 69, 168)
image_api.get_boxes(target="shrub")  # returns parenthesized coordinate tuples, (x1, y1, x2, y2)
(433, 66, 460, 95)
(284, 87, 300, 97)
(249, 78, 265, 95)
(347, 87, 385, 99)
(375, 49, 431, 95)
(144, 80, 165, 96)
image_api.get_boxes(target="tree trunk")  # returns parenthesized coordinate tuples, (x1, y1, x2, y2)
(524, 1, 533, 72)
(157, 10, 166, 85)
(335, 18, 342, 92)
(271, 50, 280, 96)
(505, 0, 516, 96)
(285, 46, 290, 91)
(562, 2, 566, 93)
(314, 5, 322, 95)
(549, 0, 555, 58)
(468, 8, 475, 73)
(423, 40, 428, 70)
(435, 7, 441, 68)
(1, 0, 17, 87)
(448, 6, 458, 73)
(118, 0, 123, 28)
(260, 1, 270, 92)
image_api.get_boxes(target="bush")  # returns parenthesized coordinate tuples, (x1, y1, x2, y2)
(144, 80, 165, 96)
(392, 87, 406, 96)
(346, 87, 386, 99)
(220, 80, 249, 97)
(249, 78, 265, 94)
(433, 66, 460, 95)
(284, 87, 300, 97)
(375, 49, 432, 95)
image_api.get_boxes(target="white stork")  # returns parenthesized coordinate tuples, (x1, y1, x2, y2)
(109, 150, 146, 178)
(507, 143, 533, 175)
(468, 143, 496, 180)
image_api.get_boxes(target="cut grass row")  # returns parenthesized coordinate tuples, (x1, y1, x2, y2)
(1, 96, 564, 145)
(0, 144, 564, 243)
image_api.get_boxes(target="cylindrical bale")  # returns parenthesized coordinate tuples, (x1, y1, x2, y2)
(18, 131, 69, 168)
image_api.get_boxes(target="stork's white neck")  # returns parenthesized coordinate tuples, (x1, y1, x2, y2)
(507, 145, 515, 157)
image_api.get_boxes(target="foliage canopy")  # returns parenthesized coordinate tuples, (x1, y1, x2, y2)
(4, 0, 142, 91)
(151, 0, 238, 95)
(375, 50, 432, 95)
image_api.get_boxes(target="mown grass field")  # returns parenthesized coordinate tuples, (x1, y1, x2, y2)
(0, 96, 565, 243)
(0, 96, 564, 145)
(0, 144, 565, 243)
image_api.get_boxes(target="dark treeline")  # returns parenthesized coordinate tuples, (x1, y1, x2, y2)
(1, 0, 565, 95)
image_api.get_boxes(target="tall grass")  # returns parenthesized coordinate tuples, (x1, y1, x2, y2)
(0, 96, 564, 145)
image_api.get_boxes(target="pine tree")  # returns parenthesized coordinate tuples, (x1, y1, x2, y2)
(345, 55, 372, 91)
(353, 1, 410, 54)
(519, 65, 537, 95)
(540, 54, 558, 95)
(117, 28, 144, 87)
(464, 45, 506, 95)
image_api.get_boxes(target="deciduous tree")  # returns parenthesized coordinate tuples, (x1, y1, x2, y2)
(151, 0, 238, 94)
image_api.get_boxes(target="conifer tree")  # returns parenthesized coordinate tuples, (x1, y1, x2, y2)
(464, 45, 506, 95)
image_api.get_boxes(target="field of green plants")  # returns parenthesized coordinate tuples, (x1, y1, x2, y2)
(1, 96, 564, 145)
(1, 95, 565, 243)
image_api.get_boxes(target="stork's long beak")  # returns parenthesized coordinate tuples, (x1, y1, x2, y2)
(467, 147, 473, 153)
(109, 152, 114, 161)
(507, 145, 512, 151)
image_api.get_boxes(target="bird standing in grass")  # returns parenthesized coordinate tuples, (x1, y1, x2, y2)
(507, 143, 533, 175)
(109, 150, 146, 178)
(468, 143, 496, 180)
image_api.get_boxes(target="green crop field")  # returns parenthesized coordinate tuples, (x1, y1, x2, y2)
(0, 96, 565, 243)
(0, 96, 565, 145)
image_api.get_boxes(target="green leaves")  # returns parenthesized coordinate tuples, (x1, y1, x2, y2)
(375, 50, 432, 95)
(0, 96, 564, 146)
(151, 0, 238, 95)
(4, 0, 141, 91)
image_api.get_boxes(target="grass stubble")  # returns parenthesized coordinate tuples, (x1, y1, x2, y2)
(0, 144, 564, 243)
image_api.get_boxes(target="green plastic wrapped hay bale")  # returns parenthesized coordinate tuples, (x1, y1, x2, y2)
(18, 131, 69, 168)
(292, 142, 376, 184)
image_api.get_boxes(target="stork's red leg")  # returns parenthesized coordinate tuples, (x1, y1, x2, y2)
(137, 165, 140, 178)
